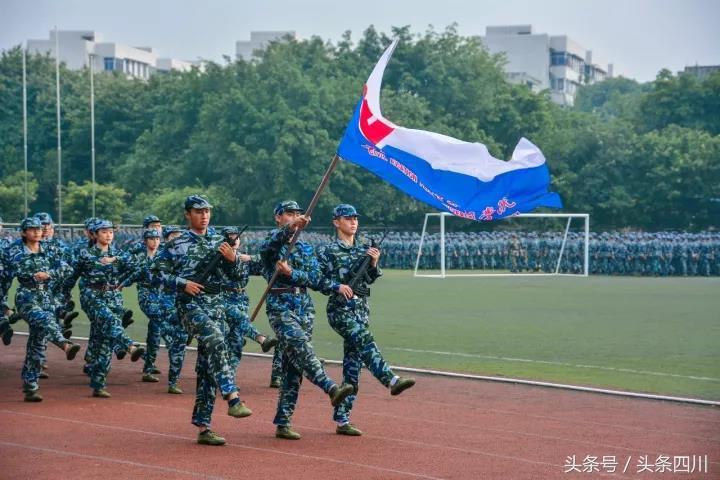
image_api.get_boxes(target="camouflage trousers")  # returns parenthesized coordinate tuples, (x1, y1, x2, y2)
(223, 294, 263, 372)
(139, 289, 188, 386)
(179, 294, 238, 428)
(85, 291, 135, 390)
(328, 303, 394, 424)
(270, 347, 283, 383)
(267, 293, 335, 427)
(37, 287, 68, 367)
(17, 288, 68, 392)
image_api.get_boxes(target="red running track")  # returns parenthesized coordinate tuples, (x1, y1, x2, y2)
(0, 336, 718, 479)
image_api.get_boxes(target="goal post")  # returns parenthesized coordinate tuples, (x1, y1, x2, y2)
(413, 212, 590, 278)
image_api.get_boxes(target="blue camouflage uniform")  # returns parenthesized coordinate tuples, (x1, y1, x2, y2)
(260, 200, 343, 428)
(63, 219, 139, 392)
(150, 196, 244, 428)
(219, 227, 269, 373)
(5, 218, 79, 394)
(317, 204, 396, 426)
(134, 229, 188, 387)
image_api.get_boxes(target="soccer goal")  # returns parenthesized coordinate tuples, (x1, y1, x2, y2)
(413, 212, 589, 278)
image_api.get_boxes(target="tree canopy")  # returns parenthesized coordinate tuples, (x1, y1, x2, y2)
(0, 25, 717, 230)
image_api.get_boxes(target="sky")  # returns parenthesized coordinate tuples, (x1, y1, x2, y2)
(1, 0, 718, 82)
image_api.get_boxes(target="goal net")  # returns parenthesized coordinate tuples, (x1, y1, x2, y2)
(413, 212, 589, 277)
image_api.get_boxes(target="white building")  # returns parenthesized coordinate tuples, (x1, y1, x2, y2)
(481, 25, 613, 106)
(27, 30, 192, 79)
(236, 31, 296, 61)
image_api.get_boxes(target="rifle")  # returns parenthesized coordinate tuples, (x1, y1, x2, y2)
(336, 229, 388, 303)
(184, 225, 248, 296)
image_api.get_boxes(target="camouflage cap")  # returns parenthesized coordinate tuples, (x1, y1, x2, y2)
(184, 195, 213, 210)
(142, 228, 160, 240)
(162, 225, 182, 239)
(274, 200, 304, 216)
(92, 219, 114, 232)
(34, 212, 54, 225)
(142, 214, 161, 228)
(332, 204, 359, 218)
(83, 217, 98, 229)
(221, 226, 240, 236)
(20, 217, 42, 230)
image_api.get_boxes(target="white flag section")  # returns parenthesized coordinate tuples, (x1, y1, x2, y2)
(337, 39, 562, 221)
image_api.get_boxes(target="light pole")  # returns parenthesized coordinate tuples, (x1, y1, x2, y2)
(55, 26, 63, 225)
(89, 52, 96, 216)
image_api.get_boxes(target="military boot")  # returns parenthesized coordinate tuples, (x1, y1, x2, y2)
(92, 389, 111, 398)
(228, 400, 252, 418)
(261, 337, 278, 353)
(130, 346, 145, 362)
(329, 383, 354, 407)
(336, 423, 363, 436)
(1, 327, 13, 346)
(275, 426, 301, 440)
(121, 310, 134, 328)
(269, 377, 281, 388)
(142, 373, 159, 383)
(168, 385, 183, 394)
(197, 429, 226, 446)
(390, 377, 416, 396)
(63, 311, 79, 325)
(65, 343, 81, 361)
(24, 389, 43, 402)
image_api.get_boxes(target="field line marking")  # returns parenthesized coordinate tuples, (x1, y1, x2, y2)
(0, 441, 225, 479)
(0, 410, 446, 480)
(13, 332, 720, 406)
(380, 346, 720, 383)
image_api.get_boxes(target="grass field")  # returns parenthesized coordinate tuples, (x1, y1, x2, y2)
(9, 272, 720, 400)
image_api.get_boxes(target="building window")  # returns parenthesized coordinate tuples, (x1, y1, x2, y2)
(104, 57, 115, 71)
(556, 78, 565, 91)
(551, 51, 566, 66)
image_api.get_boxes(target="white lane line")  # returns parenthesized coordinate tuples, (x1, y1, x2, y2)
(14, 332, 719, 406)
(383, 346, 720, 382)
(0, 441, 226, 479)
(0, 410, 446, 480)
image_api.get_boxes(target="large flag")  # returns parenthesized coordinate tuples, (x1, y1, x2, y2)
(336, 39, 563, 221)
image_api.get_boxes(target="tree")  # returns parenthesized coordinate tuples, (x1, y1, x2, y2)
(62, 181, 128, 224)
(0, 170, 38, 221)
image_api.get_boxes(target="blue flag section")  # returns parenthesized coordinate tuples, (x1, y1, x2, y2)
(336, 39, 563, 221)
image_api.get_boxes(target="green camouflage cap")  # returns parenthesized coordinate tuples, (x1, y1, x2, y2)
(92, 219, 114, 232)
(34, 212, 54, 225)
(184, 195, 213, 210)
(143, 215, 161, 227)
(274, 200, 303, 216)
(332, 204, 359, 218)
(20, 217, 42, 230)
(162, 225, 182, 239)
(142, 228, 160, 240)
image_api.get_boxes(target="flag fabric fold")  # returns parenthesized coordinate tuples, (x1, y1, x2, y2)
(336, 38, 562, 221)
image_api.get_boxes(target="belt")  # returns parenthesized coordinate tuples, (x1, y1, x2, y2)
(223, 287, 246, 294)
(87, 284, 120, 292)
(269, 286, 307, 295)
(19, 282, 48, 290)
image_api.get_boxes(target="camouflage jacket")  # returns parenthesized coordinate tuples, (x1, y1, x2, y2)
(259, 225, 336, 292)
(317, 237, 381, 311)
(63, 244, 136, 291)
(3, 239, 68, 308)
(150, 229, 243, 302)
